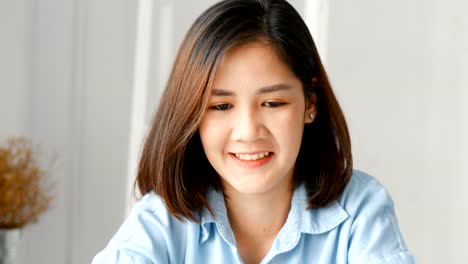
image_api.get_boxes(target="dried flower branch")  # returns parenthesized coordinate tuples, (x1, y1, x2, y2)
(0, 137, 54, 229)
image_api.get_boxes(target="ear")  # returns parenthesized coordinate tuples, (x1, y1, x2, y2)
(305, 93, 317, 124)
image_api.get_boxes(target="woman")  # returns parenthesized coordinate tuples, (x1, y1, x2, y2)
(93, 0, 416, 263)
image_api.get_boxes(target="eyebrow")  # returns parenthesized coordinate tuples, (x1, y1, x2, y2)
(210, 83, 293, 96)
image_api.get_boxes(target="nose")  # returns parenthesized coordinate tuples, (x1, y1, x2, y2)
(231, 107, 266, 143)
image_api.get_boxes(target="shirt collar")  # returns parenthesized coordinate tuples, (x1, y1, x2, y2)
(293, 183, 349, 235)
(199, 184, 348, 245)
(200, 186, 237, 246)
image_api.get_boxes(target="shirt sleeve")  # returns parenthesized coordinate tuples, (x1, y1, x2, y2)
(347, 176, 417, 264)
(90, 194, 172, 264)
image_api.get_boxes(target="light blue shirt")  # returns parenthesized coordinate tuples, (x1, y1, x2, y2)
(92, 170, 416, 263)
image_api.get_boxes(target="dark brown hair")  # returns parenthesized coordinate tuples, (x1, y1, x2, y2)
(136, 0, 352, 221)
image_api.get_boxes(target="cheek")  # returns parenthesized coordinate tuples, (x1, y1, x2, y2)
(271, 107, 305, 149)
(199, 118, 225, 152)
(198, 122, 211, 149)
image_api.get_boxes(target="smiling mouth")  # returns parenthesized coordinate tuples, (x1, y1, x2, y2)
(232, 152, 272, 161)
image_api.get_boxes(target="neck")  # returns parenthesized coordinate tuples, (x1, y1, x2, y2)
(224, 184, 294, 241)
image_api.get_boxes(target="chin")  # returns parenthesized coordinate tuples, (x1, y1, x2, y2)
(224, 176, 281, 196)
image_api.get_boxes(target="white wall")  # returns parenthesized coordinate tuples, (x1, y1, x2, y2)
(73, 0, 138, 262)
(1, 1, 75, 262)
(1, 0, 467, 263)
(327, 0, 468, 263)
(0, 1, 31, 140)
(1, 0, 138, 263)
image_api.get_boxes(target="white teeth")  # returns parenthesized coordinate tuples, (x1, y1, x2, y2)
(234, 152, 270, 161)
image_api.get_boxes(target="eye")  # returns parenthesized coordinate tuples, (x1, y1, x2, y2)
(263, 101, 286, 107)
(209, 103, 232, 111)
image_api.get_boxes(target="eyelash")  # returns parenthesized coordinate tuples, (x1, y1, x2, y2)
(210, 104, 232, 111)
(208, 101, 286, 111)
(263, 101, 286, 107)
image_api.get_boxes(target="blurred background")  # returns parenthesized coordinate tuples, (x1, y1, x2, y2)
(1, 0, 467, 263)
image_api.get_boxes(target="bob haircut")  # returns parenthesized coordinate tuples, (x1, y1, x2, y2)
(136, 0, 352, 221)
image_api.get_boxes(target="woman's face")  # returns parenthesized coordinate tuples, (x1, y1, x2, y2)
(199, 42, 315, 196)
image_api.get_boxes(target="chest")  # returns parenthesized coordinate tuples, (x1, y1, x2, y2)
(175, 225, 350, 264)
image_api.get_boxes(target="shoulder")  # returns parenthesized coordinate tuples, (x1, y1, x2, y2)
(92, 192, 192, 264)
(338, 169, 398, 235)
(336, 170, 416, 263)
(338, 170, 393, 214)
(108, 192, 175, 246)
(344, 169, 383, 192)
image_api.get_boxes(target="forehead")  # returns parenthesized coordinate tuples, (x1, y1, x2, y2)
(211, 42, 298, 89)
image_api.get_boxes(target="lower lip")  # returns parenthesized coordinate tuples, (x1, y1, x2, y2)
(229, 153, 274, 168)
